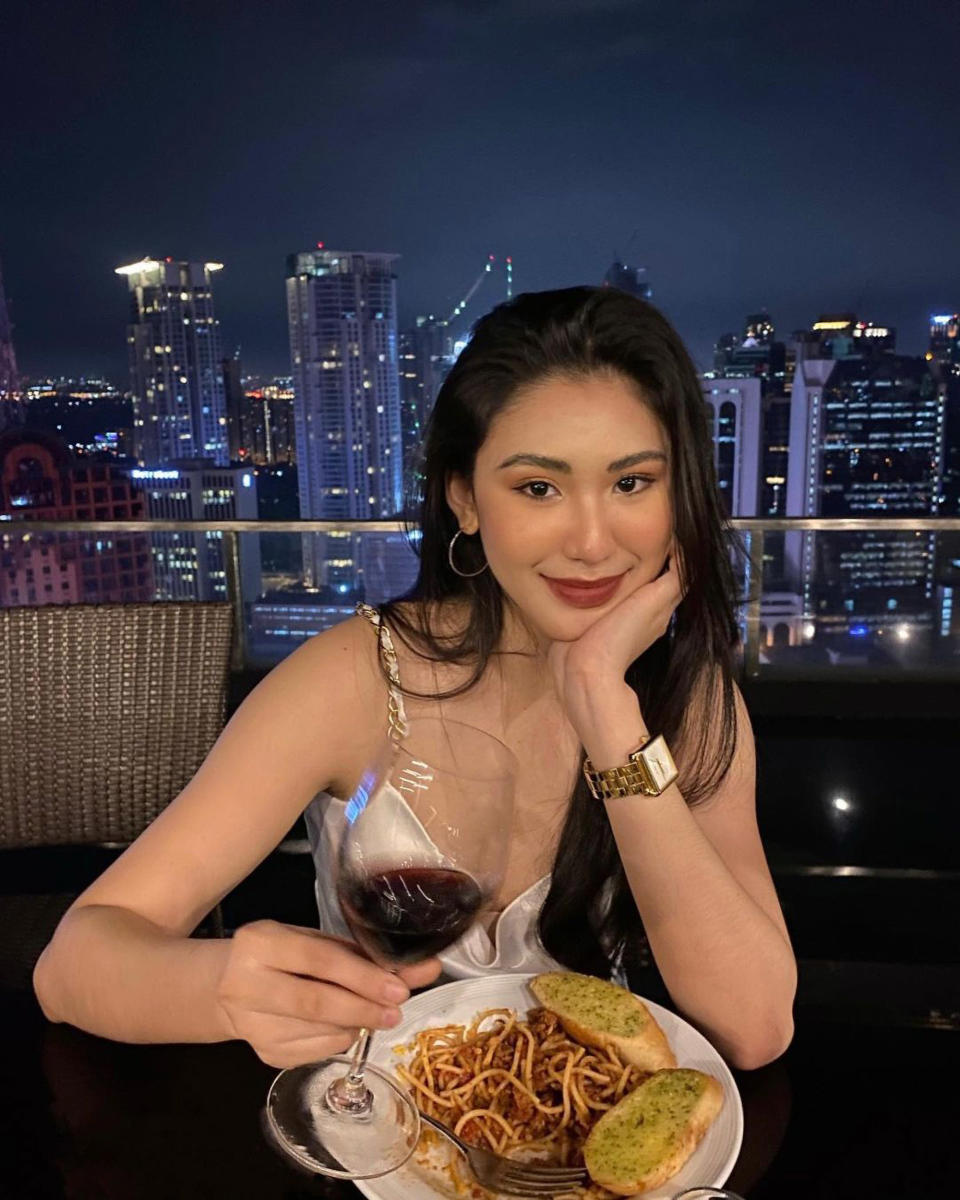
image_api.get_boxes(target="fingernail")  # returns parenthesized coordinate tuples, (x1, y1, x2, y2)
(382, 1007, 402, 1026)
(385, 980, 409, 1003)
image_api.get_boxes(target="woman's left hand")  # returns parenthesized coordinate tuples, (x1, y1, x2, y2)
(546, 547, 686, 713)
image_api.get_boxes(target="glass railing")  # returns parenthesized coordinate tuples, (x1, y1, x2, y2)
(3, 517, 958, 677)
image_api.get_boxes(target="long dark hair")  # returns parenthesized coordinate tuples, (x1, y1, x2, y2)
(379, 286, 743, 980)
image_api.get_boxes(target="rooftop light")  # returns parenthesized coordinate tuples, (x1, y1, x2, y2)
(115, 259, 159, 276)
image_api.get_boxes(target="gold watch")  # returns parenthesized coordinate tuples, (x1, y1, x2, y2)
(582, 734, 679, 800)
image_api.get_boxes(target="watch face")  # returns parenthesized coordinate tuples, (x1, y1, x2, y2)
(641, 736, 678, 793)
(584, 737, 678, 799)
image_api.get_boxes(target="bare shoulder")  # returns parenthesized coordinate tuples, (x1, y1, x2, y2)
(276, 610, 381, 696)
(250, 612, 388, 788)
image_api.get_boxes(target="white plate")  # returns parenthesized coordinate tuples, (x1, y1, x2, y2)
(358, 973, 743, 1200)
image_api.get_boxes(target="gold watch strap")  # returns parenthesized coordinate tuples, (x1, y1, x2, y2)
(582, 734, 679, 799)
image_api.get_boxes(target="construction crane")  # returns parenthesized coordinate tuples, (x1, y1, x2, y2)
(446, 254, 513, 327)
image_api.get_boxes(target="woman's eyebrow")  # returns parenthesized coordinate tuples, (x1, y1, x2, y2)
(496, 450, 668, 473)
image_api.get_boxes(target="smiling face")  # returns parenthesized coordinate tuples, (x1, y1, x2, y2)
(446, 370, 674, 644)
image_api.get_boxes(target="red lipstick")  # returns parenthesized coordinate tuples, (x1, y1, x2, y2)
(542, 572, 627, 609)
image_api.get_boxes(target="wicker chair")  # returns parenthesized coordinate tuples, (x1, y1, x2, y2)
(0, 602, 234, 991)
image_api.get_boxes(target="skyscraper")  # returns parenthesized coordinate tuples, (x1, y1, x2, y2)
(398, 317, 452, 478)
(128, 460, 260, 603)
(786, 318, 944, 647)
(708, 312, 791, 585)
(713, 311, 787, 394)
(259, 378, 297, 466)
(116, 258, 228, 467)
(285, 248, 409, 600)
(929, 313, 960, 377)
(601, 259, 652, 301)
(930, 314, 960, 516)
(238, 378, 297, 466)
(222, 354, 244, 462)
(928, 313, 960, 644)
(0, 428, 154, 606)
(699, 371, 804, 653)
(701, 376, 763, 517)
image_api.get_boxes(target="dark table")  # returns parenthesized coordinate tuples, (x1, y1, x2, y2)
(2, 990, 954, 1200)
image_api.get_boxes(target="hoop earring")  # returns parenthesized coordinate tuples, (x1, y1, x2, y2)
(448, 528, 489, 578)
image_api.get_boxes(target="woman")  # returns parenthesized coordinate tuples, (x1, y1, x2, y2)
(34, 286, 796, 1072)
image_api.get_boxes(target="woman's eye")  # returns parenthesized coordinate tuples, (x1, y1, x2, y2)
(615, 475, 652, 494)
(517, 480, 556, 499)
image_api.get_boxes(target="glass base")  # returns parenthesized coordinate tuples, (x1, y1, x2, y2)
(674, 1190, 745, 1199)
(265, 1055, 420, 1180)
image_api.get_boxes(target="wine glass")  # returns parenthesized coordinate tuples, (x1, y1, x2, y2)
(265, 717, 517, 1180)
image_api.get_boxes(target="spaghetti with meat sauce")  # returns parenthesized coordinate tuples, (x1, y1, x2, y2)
(396, 1006, 652, 1169)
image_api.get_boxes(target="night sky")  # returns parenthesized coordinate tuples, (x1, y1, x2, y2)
(2, 0, 958, 381)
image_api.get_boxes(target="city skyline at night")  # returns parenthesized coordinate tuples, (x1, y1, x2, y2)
(2, 0, 959, 379)
(2, 0, 959, 663)
(1, 239, 956, 399)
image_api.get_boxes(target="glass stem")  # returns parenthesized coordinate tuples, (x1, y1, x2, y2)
(345, 1026, 373, 1091)
(325, 1025, 376, 1116)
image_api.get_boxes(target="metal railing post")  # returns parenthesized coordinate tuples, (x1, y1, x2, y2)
(743, 528, 765, 679)
(223, 530, 246, 672)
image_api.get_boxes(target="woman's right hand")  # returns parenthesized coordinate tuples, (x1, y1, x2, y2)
(215, 920, 441, 1068)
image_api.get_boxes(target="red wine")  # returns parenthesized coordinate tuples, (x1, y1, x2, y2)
(339, 866, 484, 965)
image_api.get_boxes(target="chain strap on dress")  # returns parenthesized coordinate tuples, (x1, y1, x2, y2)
(354, 602, 409, 742)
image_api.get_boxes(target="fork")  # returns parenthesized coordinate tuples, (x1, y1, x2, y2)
(417, 1109, 589, 1196)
